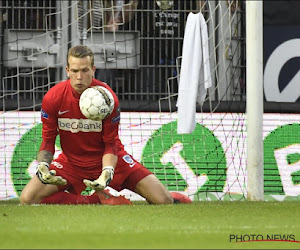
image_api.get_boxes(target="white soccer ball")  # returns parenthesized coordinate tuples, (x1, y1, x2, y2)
(79, 86, 115, 121)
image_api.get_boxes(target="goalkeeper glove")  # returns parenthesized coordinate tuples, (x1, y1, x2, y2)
(83, 166, 114, 191)
(36, 162, 67, 185)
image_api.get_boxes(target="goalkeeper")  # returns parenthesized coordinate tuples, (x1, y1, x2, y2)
(20, 45, 191, 205)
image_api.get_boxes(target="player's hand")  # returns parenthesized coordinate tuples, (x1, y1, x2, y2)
(83, 166, 114, 191)
(36, 162, 67, 185)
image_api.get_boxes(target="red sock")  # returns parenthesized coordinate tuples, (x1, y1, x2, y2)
(40, 191, 100, 205)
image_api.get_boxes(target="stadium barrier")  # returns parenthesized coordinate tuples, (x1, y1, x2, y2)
(1, 111, 300, 201)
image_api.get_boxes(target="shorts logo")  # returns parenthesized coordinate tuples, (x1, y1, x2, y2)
(129, 162, 137, 168)
(52, 161, 63, 169)
(123, 155, 134, 164)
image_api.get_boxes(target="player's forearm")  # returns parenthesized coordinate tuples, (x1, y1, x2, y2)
(37, 150, 53, 165)
(102, 153, 118, 169)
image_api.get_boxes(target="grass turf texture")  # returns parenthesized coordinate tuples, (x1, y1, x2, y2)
(0, 200, 299, 249)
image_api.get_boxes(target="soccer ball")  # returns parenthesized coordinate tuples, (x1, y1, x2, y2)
(79, 86, 115, 121)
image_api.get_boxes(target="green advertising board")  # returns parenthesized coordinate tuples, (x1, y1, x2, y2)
(2, 112, 300, 201)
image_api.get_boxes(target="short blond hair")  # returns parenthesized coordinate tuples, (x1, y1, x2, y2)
(67, 45, 94, 67)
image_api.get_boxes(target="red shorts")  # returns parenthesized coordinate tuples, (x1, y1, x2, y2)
(50, 153, 152, 195)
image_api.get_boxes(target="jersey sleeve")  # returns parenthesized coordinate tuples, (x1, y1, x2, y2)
(39, 91, 59, 155)
(101, 88, 122, 156)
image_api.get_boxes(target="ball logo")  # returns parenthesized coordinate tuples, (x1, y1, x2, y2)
(100, 108, 109, 114)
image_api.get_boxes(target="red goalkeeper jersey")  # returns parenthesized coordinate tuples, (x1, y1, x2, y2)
(40, 78, 125, 167)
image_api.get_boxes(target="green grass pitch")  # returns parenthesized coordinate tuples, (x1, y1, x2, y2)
(0, 199, 299, 249)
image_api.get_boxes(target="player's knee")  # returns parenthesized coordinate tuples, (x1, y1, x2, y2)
(20, 191, 39, 205)
(160, 195, 173, 204)
(135, 174, 174, 204)
(20, 192, 31, 205)
(151, 193, 173, 205)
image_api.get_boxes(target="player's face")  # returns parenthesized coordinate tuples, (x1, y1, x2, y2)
(66, 56, 96, 94)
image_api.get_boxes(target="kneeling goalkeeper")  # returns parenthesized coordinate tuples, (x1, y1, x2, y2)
(20, 45, 191, 205)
